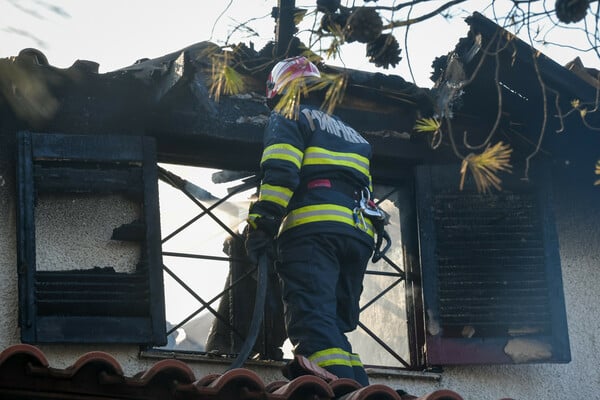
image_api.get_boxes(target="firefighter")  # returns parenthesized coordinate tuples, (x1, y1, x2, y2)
(245, 56, 382, 386)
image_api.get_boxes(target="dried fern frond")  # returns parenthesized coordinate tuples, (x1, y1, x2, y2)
(460, 141, 513, 194)
(209, 51, 246, 102)
(595, 160, 600, 186)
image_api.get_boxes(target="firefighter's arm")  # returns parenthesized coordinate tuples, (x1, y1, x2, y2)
(245, 112, 306, 261)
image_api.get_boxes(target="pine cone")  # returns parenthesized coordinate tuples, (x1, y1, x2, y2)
(317, 0, 341, 13)
(344, 7, 383, 43)
(555, 0, 589, 23)
(366, 34, 402, 69)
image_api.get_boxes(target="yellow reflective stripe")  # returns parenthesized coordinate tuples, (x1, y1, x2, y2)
(247, 213, 260, 229)
(261, 143, 303, 169)
(303, 147, 370, 177)
(350, 353, 364, 367)
(280, 204, 374, 237)
(259, 184, 293, 208)
(309, 348, 353, 368)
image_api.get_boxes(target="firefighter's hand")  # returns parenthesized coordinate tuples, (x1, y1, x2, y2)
(244, 227, 273, 264)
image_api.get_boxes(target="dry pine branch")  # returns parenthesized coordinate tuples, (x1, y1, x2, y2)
(460, 141, 513, 194)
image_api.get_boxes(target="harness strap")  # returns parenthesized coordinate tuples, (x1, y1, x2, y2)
(300, 178, 361, 199)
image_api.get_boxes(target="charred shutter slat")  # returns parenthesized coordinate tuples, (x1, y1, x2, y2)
(416, 164, 570, 365)
(433, 192, 551, 336)
(35, 270, 149, 317)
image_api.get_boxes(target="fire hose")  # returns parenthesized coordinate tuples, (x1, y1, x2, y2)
(226, 251, 268, 370)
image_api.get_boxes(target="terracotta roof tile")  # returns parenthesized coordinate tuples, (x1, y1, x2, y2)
(330, 377, 363, 398)
(133, 358, 196, 384)
(0, 344, 503, 400)
(271, 374, 335, 399)
(0, 343, 49, 367)
(400, 389, 464, 400)
(64, 350, 124, 377)
(194, 368, 266, 399)
(336, 384, 401, 400)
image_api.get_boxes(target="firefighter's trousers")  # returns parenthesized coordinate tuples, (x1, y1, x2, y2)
(276, 232, 372, 386)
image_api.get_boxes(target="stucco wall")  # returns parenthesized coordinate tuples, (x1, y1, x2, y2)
(0, 159, 598, 399)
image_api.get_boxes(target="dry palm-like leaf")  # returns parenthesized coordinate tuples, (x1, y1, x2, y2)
(294, 8, 307, 26)
(274, 70, 346, 119)
(209, 51, 246, 102)
(414, 117, 441, 132)
(595, 160, 600, 185)
(273, 77, 310, 120)
(300, 48, 324, 66)
(321, 19, 345, 60)
(414, 117, 443, 148)
(460, 141, 513, 194)
(309, 72, 347, 115)
(325, 38, 343, 60)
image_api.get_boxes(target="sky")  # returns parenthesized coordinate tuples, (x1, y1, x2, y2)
(2, 0, 598, 88)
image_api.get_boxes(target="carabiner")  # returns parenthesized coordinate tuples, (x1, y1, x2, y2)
(353, 207, 368, 231)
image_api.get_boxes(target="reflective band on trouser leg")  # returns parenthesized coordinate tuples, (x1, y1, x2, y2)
(350, 353, 364, 368)
(279, 204, 374, 238)
(261, 143, 304, 169)
(303, 147, 370, 178)
(259, 183, 293, 208)
(308, 348, 366, 383)
(308, 347, 353, 367)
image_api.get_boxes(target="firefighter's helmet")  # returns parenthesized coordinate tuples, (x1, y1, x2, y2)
(266, 56, 321, 99)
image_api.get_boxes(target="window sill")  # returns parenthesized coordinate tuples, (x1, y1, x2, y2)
(140, 349, 441, 381)
(140, 348, 288, 368)
(365, 366, 442, 382)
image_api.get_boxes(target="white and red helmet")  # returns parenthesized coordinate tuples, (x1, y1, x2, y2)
(266, 56, 321, 99)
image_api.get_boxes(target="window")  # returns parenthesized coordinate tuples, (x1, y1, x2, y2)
(154, 163, 571, 370)
(154, 165, 418, 368)
(16, 132, 166, 345)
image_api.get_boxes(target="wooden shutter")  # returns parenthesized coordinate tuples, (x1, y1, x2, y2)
(416, 164, 570, 365)
(16, 132, 166, 345)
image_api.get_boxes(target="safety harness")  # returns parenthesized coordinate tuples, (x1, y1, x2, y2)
(354, 187, 391, 262)
(299, 179, 391, 262)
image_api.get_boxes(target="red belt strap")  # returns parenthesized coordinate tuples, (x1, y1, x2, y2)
(307, 179, 332, 189)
